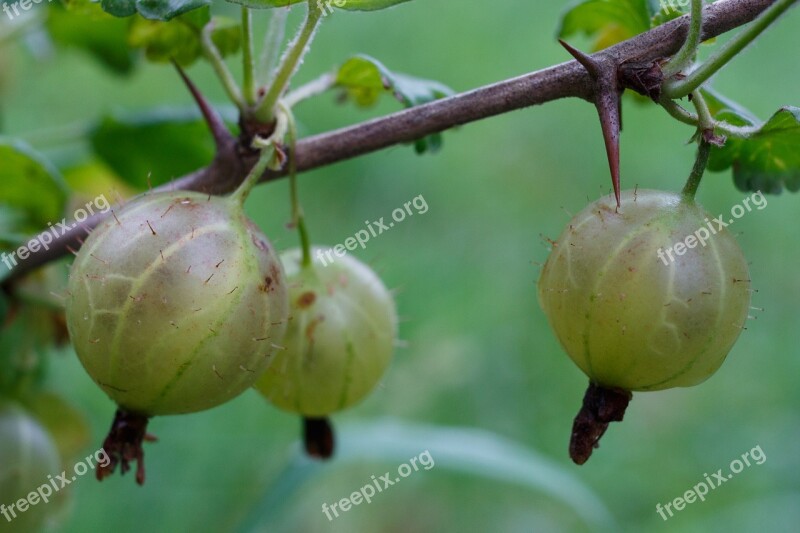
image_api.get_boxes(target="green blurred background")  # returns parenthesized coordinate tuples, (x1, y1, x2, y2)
(1, 1, 799, 532)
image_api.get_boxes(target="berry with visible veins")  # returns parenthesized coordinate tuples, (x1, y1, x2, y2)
(65, 190, 289, 482)
(538, 189, 751, 464)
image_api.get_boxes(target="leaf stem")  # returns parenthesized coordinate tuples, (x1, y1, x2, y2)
(283, 72, 336, 108)
(659, 98, 760, 138)
(254, 1, 323, 123)
(201, 22, 245, 112)
(280, 103, 312, 267)
(664, 0, 799, 98)
(259, 7, 289, 86)
(242, 7, 257, 106)
(662, 0, 703, 78)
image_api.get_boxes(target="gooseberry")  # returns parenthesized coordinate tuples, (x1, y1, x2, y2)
(65, 190, 289, 481)
(538, 189, 751, 463)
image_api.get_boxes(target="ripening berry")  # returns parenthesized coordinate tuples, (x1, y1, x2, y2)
(255, 248, 397, 417)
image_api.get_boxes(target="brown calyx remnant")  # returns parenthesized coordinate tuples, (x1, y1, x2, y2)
(569, 382, 632, 465)
(97, 409, 157, 485)
(303, 417, 335, 459)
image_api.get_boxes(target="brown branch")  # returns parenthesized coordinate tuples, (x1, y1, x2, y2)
(1, 0, 781, 284)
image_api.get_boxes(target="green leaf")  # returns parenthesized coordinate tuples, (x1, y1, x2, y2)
(224, 0, 305, 8)
(710, 106, 800, 194)
(100, 0, 138, 17)
(334, 0, 412, 11)
(237, 420, 617, 532)
(101, 0, 210, 21)
(225, 0, 411, 10)
(0, 141, 68, 232)
(558, 0, 652, 51)
(88, 107, 236, 190)
(336, 55, 454, 153)
(128, 8, 241, 66)
(46, 0, 138, 74)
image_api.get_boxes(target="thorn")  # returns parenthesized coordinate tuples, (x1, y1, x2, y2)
(215, 259, 225, 268)
(146, 220, 157, 235)
(111, 210, 122, 226)
(559, 39, 622, 207)
(205, 273, 214, 284)
(90, 253, 108, 265)
(66, 245, 79, 256)
(227, 286, 238, 295)
(172, 60, 233, 150)
(160, 204, 174, 219)
(146, 174, 153, 191)
(558, 39, 600, 77)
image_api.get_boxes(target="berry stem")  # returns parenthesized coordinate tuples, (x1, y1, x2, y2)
(282, 105, 313, 268)
(663, 0, 798, 99)
(682, 139, 712, 200)
(682, 90, 714, 200)
(231, 110, 290, 205)
(569, 382, 631, 465)
(254, 1, 324, 123)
